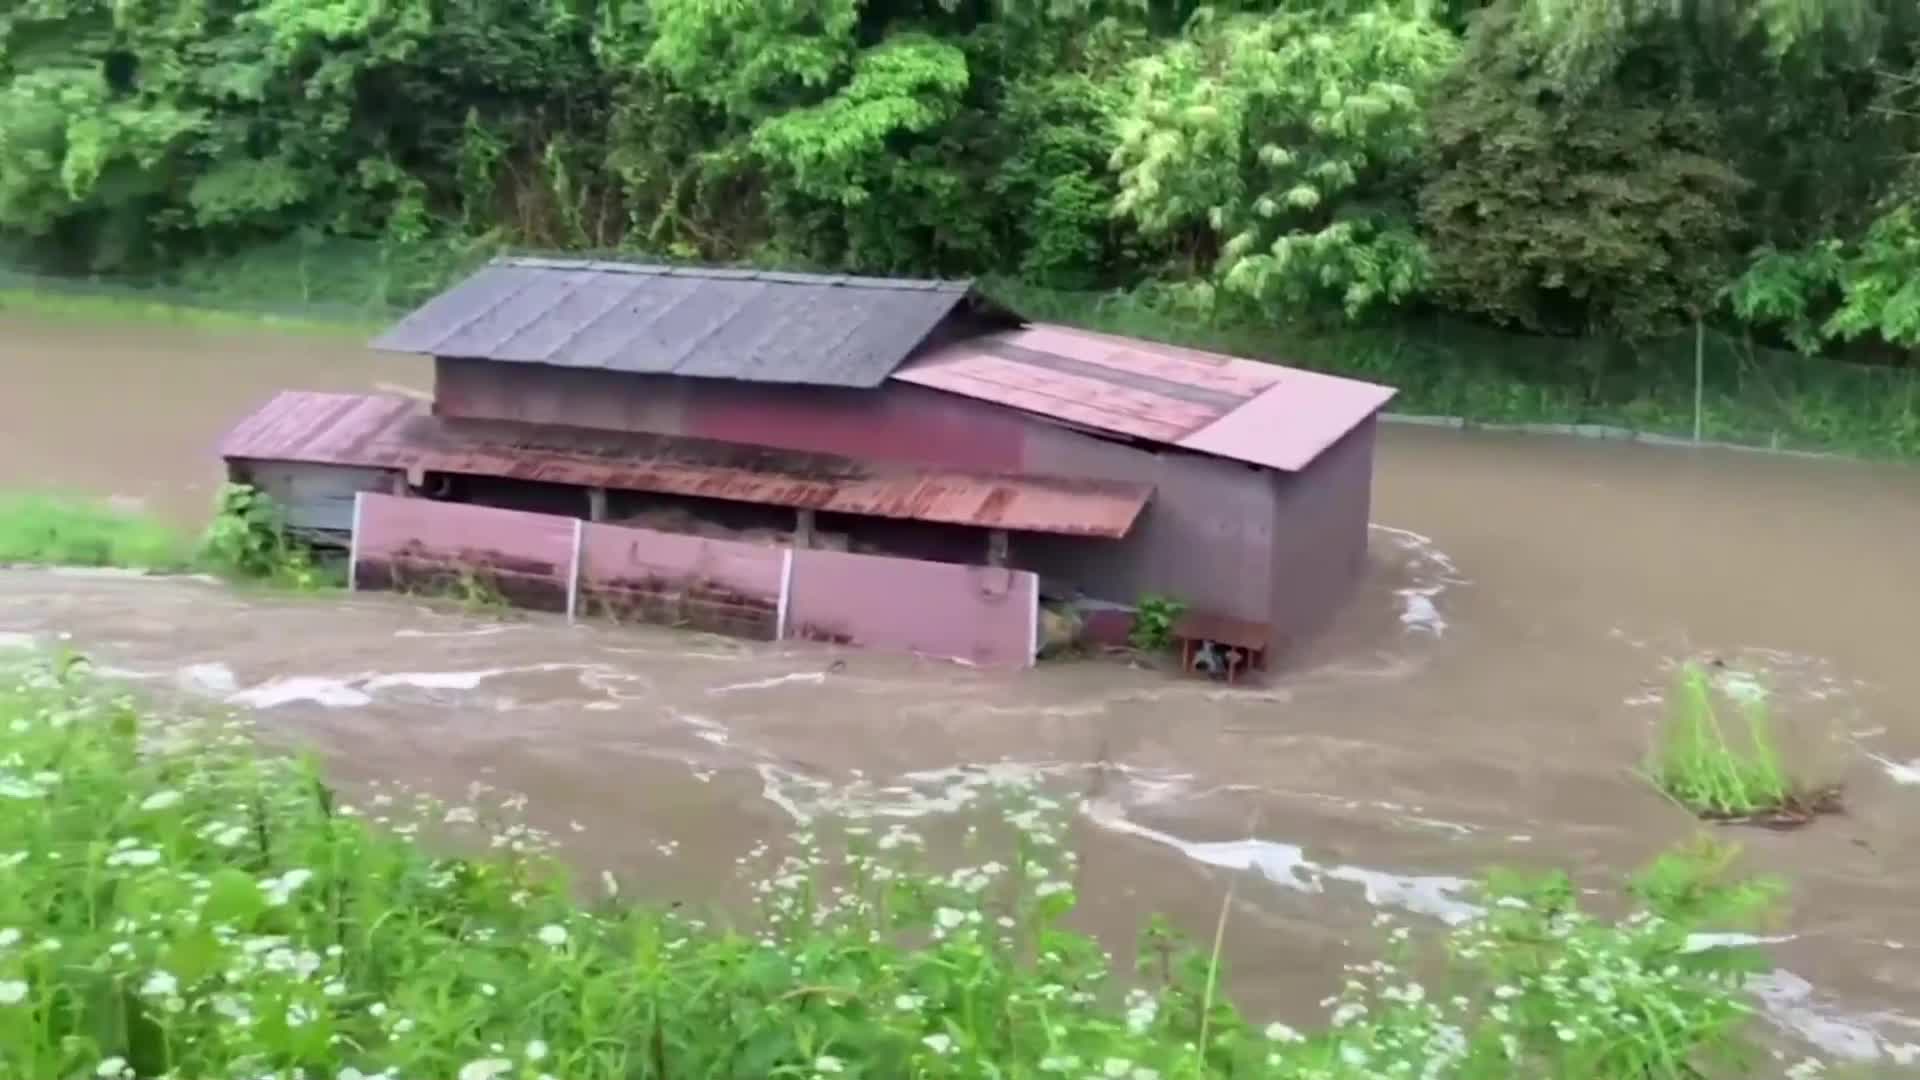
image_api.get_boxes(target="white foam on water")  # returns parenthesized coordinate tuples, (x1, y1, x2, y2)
(393, 626, 518, 639)
(175, 662, 238, 695)
(229, 676, 374, 709)
(365, 669, 511, 692)
(1866, 752, 1920, 785)
(709, 671, 828, 695)
(1683, 932, 1798, 954)
(1747, 969, 1920, 1064)
(0, 631, 35, 651)
(1083, 798, 1483, 925)
(1369, 524, 1467, 637)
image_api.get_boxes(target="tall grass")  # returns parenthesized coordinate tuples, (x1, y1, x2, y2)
(0, 493, 191, 571)
(1645, 664, 1802, 819)
(0, 654, 1784, 1080)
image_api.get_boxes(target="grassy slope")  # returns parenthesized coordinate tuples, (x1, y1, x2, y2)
(0, 494, 192, 571)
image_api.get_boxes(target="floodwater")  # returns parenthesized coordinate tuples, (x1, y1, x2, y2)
(4, 312, 1920, 1070)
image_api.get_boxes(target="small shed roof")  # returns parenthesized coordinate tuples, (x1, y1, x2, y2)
(220, 392, 1152, 538)
(372, 257, 980, 389)
(891, 323, 1396, 472)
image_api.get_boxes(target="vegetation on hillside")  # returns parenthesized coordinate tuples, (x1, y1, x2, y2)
(0, 654, 1789, 1079)
(4, 0, 1920, 450)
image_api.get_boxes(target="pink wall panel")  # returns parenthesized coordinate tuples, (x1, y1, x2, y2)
(786, 549, 1036, 669)
(576, 522, 784, 639)
(351, 493, 576, 611)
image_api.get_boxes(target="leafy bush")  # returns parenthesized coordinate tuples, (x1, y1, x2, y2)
(1128, 594, 1187, 653)
(196, 483, 331, 589)
(0, 493, 190, 571)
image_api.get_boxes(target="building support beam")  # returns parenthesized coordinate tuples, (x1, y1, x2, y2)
(794, 508, 817, 549)
(986, 529, 1009, 567)
(586, 486, 608, 523)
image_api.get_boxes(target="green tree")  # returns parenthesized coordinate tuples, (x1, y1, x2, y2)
(1109, 3, 1457, 319)
(1419, 1, 1748, 340)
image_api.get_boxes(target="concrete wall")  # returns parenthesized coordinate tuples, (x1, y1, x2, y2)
(348, 493, 1038, 667)
(1267, 416, 1377, 650)
(786, 549, 1036, 669)
(577, 521, 784, 640)
(351, 494, 575, 612)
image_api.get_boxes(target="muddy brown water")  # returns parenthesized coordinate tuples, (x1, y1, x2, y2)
(4, 312, 1920, 1070)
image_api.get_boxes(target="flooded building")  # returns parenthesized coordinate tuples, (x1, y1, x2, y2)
(219, 258, 1394, 667)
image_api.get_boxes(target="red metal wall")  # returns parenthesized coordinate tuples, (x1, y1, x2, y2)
(435, 358, 1029, 473)
(1267, 416, 1377, 651)
(786, 548, 1036, 669)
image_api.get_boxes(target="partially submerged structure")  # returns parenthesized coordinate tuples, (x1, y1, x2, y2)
(219, 258, 1395, 667)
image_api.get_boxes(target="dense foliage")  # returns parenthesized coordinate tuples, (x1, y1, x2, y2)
(5, 0, 1920, 358)
(0, 656, 1786, 1079)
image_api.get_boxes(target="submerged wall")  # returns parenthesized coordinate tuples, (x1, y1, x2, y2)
(348, 493, 1037, 668)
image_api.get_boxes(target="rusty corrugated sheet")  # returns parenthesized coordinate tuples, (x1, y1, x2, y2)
(371, 258, 986, 389)
(893, 323, 1397, 472)
(220, 391, 1150, 538)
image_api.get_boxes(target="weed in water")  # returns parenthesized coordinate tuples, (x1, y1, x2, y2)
(0, 492, 191, 570)
(0, 652, 1799, 1080)
(1129, 593, 1187, 653)
(1644, 663, 1838, 825)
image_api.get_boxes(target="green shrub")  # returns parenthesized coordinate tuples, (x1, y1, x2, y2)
(197, 483, 333, 589)
(1129, 594, 1187, 653)
(0, 493, 190, 570)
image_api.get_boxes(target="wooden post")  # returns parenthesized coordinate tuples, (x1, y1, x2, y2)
(986, 529, 1009, 567)
(587, 486, 608, 523)
(388, 471, 409, 497)
(794, 508, 816, 549)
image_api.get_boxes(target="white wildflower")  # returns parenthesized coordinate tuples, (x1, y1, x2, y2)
(458, 1059, 514, 1080)
(1035, 880, 1071, 898)
(1039, 1055, 1080, 1072)
(935, 908, 965, 930)
(105, 848, 161, 868)
(814, 1055, 845, 1074)
(97, 1058, 130, 1079)
(525, 1040, 549, 1062)
(0, 928, 19, 948)
(1131, 1070, 1160, 1080)
(1331, 1002, 1367, 1026)
(211, 825, 248, 848)
(537, 924, 569, 948)
(0, 980, 27, 1005)
(922, 1033, 953, 1055)
(1264, 1021, 1303, 1042)
(1104, 1059, 1133, 1078)
(139, 790, 183, 811)
(894, 994, 925, 1011)
(140, 970, 179, 998)
(1493, 984, 1521, 1000)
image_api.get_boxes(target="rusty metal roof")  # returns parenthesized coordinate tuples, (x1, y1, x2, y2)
(220, 392, 1151, 538)
(371, 258, 983, 389)
(892, 323, 1396, 472)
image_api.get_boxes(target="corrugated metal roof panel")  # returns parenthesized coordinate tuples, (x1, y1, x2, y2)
(372, 258, 978, 389)
(220, 392, 1150, 538)
(892, 323, 1395, 472)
